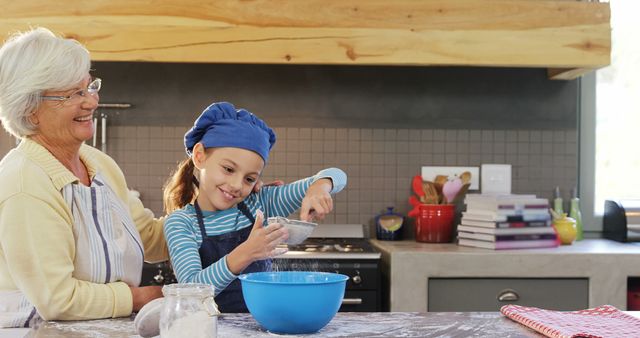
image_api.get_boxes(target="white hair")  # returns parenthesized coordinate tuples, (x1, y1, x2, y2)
(0, 27, 91, 138)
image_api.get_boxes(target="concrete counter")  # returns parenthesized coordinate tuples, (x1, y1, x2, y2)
(371, 239, 640, 312)
(9, 312, 546, 337)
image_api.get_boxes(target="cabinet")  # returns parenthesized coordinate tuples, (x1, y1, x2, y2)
(428, 278, 588, 311)
(0, 0, 610, 80)
(371, 239, 640, 312)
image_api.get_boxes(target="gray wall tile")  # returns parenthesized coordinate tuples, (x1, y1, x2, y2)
(0, 64, 581, 239)
(97, 124, 578, 235)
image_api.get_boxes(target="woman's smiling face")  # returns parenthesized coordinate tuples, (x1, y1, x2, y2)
(31, 75, 99, 147)
(194, 145, 265, 211)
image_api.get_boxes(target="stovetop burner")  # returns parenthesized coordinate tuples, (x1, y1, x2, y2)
(273, 224, 381, 260)
(281, 238, 380, 259)
(300, 244, 364, 253)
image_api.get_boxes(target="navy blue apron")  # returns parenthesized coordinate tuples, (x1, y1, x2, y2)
(194, 200, 271, 313)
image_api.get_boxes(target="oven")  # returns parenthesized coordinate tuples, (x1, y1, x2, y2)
(141, 224, 382, 312)
(272, 224, 382, 312)
(141, 261, 176, 286)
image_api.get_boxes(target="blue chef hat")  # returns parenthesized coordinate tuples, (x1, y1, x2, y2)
(184, 102, 276, 162)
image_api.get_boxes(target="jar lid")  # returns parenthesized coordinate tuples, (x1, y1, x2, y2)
(162, 283, 215, 297)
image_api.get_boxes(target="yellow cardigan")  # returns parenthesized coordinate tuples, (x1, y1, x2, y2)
(0, 138, 168, 321)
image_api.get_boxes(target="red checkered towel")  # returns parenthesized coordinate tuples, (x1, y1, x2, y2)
(500, 304, 640, 338)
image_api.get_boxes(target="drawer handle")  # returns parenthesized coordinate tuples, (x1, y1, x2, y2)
(497, 289, 520, 302)
(342, 298, 363, 305)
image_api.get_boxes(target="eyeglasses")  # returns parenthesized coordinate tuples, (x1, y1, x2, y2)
(41, 78, 102, 104)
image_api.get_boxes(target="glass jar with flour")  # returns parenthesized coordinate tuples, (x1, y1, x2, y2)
(160, 283, 219, 338)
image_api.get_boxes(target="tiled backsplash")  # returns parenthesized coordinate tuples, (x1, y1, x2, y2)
(107, 125, 577, 234)
(0, 65, 580, 237)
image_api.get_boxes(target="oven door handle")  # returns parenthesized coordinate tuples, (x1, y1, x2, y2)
(342, 298, 363, 305)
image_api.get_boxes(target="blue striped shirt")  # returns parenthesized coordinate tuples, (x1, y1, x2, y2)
(164, 168, 346, 295)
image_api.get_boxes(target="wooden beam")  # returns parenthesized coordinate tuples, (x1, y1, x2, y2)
(548, 67, 599, 81)
(0, 0, 611, 79)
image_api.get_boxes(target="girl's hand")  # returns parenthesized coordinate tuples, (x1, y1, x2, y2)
(300, 178, 334, 222)
(245, 211, 289, 260)
(228, 211, 289, 274)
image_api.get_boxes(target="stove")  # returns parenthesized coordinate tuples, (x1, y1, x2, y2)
(281, 238, 381, 259)
(273, 224, 382, 312)
(141, 224, 382, 312)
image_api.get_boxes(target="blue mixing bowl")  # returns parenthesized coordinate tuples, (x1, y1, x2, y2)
(239, 271, 348, 334)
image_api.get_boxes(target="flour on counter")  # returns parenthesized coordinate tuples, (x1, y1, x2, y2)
(162, 311, 216, 338)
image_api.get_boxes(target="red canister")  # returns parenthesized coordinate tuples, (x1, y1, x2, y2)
(415, 204, 455, 243)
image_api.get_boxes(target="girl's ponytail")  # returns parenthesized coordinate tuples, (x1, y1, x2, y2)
(163, 158, 198, 214)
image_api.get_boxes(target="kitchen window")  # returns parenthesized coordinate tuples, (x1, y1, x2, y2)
(580, 0, 639, 232)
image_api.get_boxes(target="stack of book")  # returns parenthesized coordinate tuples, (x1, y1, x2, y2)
(457, 194, 558, 250)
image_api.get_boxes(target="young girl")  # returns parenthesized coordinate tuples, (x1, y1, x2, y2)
(163, 102, 347, 313)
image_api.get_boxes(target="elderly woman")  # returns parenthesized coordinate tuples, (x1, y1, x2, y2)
(0, 28, 168, 327)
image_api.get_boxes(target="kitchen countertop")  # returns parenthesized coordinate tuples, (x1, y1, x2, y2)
(3, 312, 552, 337)
(4, 309, 640, 337)
(371, 239, 640, 312)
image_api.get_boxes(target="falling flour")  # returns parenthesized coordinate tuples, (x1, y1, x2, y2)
(162, 311, 216, 338)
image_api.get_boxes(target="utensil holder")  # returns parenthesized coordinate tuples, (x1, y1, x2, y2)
(415, 204, 455, 243)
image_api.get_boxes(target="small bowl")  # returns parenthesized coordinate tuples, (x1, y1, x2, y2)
(267, 216, 316, 245)
(239, 271, 348, 334)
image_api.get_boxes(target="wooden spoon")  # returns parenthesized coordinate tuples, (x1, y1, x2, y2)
(434, 175, 448, 190)
(460, 171, 472, 185)
(451, 183, 471, 205)
(422, 181, 440, 204)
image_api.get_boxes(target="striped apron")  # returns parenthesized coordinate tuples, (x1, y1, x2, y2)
(0, 173, 144, 327)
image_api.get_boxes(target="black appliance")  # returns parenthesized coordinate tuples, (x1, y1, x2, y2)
(141, 261, 176, 286)
(603, 199, 640, 242)
(273, 225, 382, 312)
(140, 224, 382, 312)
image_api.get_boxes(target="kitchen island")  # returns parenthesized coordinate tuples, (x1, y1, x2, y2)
(7, 312, 546, 337)
(372, 239, 640, 312)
